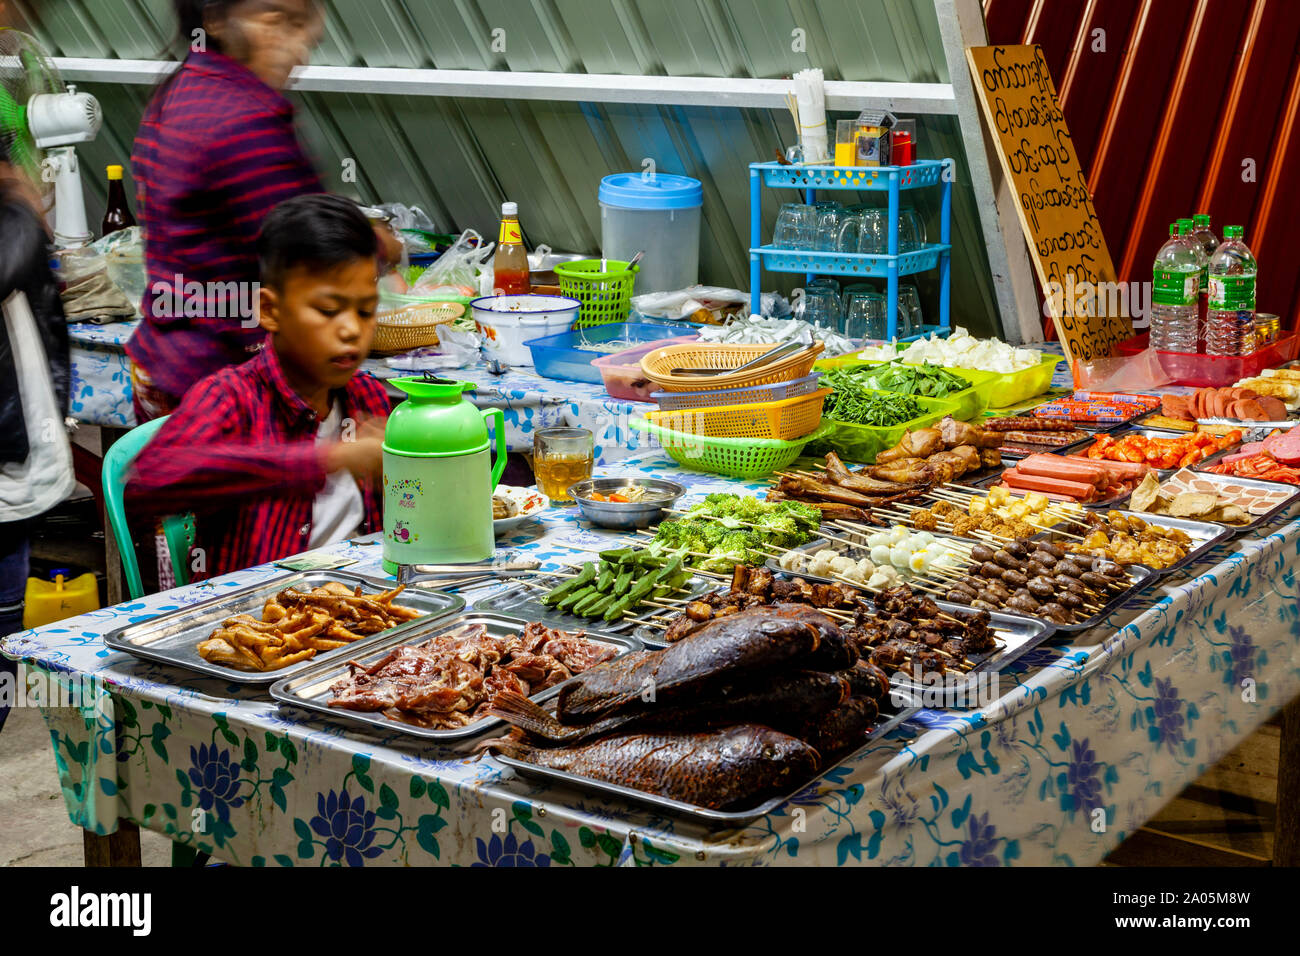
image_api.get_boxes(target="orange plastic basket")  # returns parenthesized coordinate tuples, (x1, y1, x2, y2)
(638, 342, 825, 392)
(642, 388, 831, 440)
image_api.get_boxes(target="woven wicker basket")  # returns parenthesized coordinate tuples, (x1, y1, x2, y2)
(371, 302, 465, 353)
(639, 342, 824, 392)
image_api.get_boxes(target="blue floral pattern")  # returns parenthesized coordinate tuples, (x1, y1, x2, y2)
(6, 433, 1300, 866)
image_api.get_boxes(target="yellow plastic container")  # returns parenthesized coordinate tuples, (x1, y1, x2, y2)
(23, 573, 100, 629)
(643, 388, 831, 440)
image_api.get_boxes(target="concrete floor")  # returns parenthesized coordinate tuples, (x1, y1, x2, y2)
(0, 705, 170, 867)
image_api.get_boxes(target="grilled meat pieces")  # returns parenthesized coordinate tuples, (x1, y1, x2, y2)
(328, 621, 616, 729)
(876, 427, 944, 463)
(823, 452, 923, 495)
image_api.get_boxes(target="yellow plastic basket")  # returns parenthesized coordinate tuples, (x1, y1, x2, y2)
(371, 301, 465, 353)
(639, 342, 825, 392)
(643, 388, 831, 441)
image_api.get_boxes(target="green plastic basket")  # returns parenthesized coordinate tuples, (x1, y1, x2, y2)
(554, 259, 639, 329)
(631, 419, 834, 480)
(804, 392, 960, 463)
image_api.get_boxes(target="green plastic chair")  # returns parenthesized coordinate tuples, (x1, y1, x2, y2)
(101, 416, 197, 600)
(101, 416, 207, 868)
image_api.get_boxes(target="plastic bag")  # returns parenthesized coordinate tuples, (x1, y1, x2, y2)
(375, 203, 436, 232)
(1072, 347, 1173, 391)
(631, 285, 749, 320)
(410, 229, 493, 304)
(383, 326, 482, 371)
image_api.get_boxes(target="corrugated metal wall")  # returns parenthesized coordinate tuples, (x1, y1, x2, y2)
(9, 0, 1004, 336)
(985, 0, 1300, 331)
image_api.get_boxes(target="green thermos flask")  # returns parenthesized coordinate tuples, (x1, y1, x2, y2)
(381, 377, 506, 574)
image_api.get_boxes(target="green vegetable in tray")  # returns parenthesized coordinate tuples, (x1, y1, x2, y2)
(646, 494, 819, 572)
(539, 551, 692, 624)
(851, 361, 969, 398)
(823, 367, 926, 426)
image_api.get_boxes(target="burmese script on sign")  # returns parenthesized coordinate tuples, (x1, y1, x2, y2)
(966, 44, 1132, 366)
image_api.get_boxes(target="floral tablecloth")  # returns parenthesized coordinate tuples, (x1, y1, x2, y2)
(5, 449, 1300, 866)
(67, 321, 651, 465)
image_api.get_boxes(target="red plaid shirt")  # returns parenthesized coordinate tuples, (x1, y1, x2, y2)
(126, 345, 391, 578)
(127, 49, 323, 400)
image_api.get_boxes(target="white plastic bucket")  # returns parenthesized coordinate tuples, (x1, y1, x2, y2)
(470, 294, 580, 365)
(599, 173, 702, 296)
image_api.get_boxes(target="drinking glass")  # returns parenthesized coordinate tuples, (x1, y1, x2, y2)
(899, 208, 927, 252)
(812, 205, 850, 251)
(533, 428, 593, 504)
(835, 211, 886, 255)
(773, 203, 817, 250)
(801, 288, 843, 332)
(843, 292, 887, 340)
(898, 284, 924, 338)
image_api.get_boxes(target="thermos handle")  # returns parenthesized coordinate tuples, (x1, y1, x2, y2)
(483, 408, 507, 488)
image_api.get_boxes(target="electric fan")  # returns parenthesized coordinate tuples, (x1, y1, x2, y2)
(0, 28, 103, 248)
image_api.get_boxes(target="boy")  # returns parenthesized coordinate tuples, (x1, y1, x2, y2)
(128, 194, 389, 578)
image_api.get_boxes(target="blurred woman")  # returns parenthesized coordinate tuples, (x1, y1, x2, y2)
(0, 142, 73, 732)
(127, 0, 326, 420)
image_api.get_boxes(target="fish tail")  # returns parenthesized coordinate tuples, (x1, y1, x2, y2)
(478, 735, 536, 761)
(486, 692, 573, 740)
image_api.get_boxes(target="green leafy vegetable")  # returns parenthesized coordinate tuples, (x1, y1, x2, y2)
(648, 494, 819, 572)
(848, 361, 970, 398)
(823, 368, 926, 426)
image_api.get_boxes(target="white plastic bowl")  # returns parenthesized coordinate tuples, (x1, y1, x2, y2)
(471, 294, 580, 365)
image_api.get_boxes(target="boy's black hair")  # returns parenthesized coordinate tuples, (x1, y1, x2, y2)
(257, 194, 378, 288)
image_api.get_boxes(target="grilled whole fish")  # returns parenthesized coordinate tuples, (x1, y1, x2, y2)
(841, 660, 890, 701)
(487, 670, 850, 746)
(490, 725, 821, 809)
(556, 605, 824, 723)
(795, 697, 881, 760)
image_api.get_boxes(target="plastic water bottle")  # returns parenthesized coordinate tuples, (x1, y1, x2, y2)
(1206, 225, 1257, 356)
(1150, 222, 1201, 352)
(1188, 214, 1217, 342)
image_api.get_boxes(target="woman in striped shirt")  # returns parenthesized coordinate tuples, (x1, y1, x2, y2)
(128, 0, 326, 421)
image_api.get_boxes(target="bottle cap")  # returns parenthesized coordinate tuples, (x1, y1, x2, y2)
(1224, 225, 1242, 239)
(1176, 217, 1193, 232)
(1168, 223, 1179, 236)
(106, 165, 124, 180)
(501, 201, 518, 216)
(1193, 213, 1211, 227)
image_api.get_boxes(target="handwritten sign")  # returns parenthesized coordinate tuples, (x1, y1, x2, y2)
(966, 44, 1132, 366)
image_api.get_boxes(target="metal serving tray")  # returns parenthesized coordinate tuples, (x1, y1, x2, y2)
(494, 692, 921, 829)
(1076, 426, 1240, 477)
(102, 570, 463, 686)
(474, 569, 717, 634)
(269, 612, 641, 742)
(1164, 468, 1300, 536)
(993, 433, 1095, 458)
(969, 464, 1135, 510)
(1047, 509, 1235, 581)
(762, 533, 1156, 635)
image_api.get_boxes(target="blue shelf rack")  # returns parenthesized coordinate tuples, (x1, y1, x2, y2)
(748, 158, 953, 340)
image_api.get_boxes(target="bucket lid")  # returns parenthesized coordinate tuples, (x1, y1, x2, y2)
(599, 173, 703, 210)
(384, 377, 489, 457)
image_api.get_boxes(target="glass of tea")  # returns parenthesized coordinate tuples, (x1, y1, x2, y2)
(533, 427, 594, 504)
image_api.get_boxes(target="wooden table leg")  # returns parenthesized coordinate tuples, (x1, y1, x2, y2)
(1276, 696, 1300, 866)
(83, 820, 142, 867)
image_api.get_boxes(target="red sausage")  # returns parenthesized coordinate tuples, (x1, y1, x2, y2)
(1001, 468, 1098, 501)
(1016, 454, 1108, 487)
